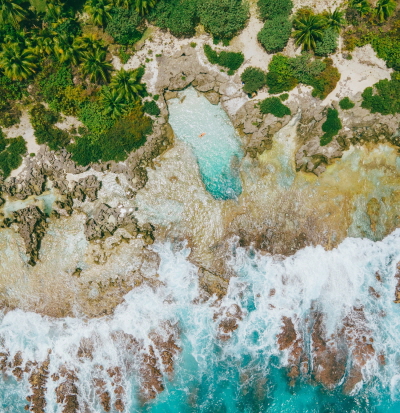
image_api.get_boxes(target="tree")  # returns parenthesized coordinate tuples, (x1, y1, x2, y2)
(258, 16, 292, 53)
(348, 0, 371, 17)
(135, 0, 158, 16)
(53, 34, 83, 65)
(198, 0, 249, 40)
(257, 0, 293, 21)
(322, 8, 345, 33)
(110, 68, 144, 101)
(0, 0, 25, 27)
(31, 28, 56, 56)
(101, 87, 127, 119)
(293, 14, 326, 51)
(0, 43, 37, 81)
(374, 0, 396, 22)
(84, 0, 113, 27)
(80, 47, 112, 83)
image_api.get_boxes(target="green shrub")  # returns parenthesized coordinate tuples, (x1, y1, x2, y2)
(241, 67, 266, 94)
(258, 16, 292, 53)
(259, 97, 291, 117)
(361, 74, 400, 115)
(0, 131, 26, 178)
(152, 0, 199, 38)
(339, 97, 355, 110)
(315, 28, 338, 56)
(265, 54, 298, 94)
(280, 93, 289, 101)
(372, 37, 400, 71)
(79, 101, 115, 134)
(257, 0, 293, 20)
(69, 104, 152, 165)
(204, 45, 244, 73)
(198, 0, 249, 40)
(320, 108, 342, 146)
(143, 100, 160, 116)
(289, 53, 326, 84)
(29, 104, 71, 151)
(307, 58, 340, 99)
(106, 7, 142, 45)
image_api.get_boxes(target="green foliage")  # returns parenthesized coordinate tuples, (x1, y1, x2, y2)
(110, 68, 144, 101)
(79, 101, 115, 134)
(322, 8, 345, 33)
(0, 72, 25, 127)
(0, 0, 26, 28)
(361, 74, 400, 115)
(84, 0, 113, 27)
(0, 43, 37, 81)
(38, 64, 74, 107)
(80, 47, 113, 84)
(289, 52, 326, 84)
(307, 58, 340, 99)
(339, 97, 355, 110)
(265, 54, 298, 94)
(265, 54, 339, 99)
(29, 104, 71, 151)
(143, 100, 160, 116)
(240, 67, 266, 94)
(198, 0, 249, 40)
(106, 7, 142, 45)
(68, 104, 152, 165)
(372, 37, 400, 71)
(320, 108, 342, 146)
(293, 13, 326, 51)
(0, 132, 26, 178)
(257, 16, 292, 53)
(204, 44, 244, 73)
(280, 93, 289, 101)
(373, 0, 396, 22)
(257, 0, 293, 20)
(259, 97, 291, 117)
(315, 28, 338, 56)
(152, 0, 198, 38)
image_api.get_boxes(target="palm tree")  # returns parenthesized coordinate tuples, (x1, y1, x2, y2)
(114, 0, 132, 8)
(53, 34, 83, 65)
(110, 68, 144, 101)
(0, 0, 26, 27)
(80, 48, 113, 83)
(293, 14, 326, 51)
(323, 8, 346, 33)
(31, 28, 56, 56)
(374, 0, 396, 22)
(348, 0, 371, 17)
(75, 34, 105, 54)
(84, 0, 113, 27)
(0, 43, 37, 81)
(135, 0, 157, 16)
(101, 87, 127, 118)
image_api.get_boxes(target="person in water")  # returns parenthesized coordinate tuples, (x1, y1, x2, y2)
(199, 132, 206, 137)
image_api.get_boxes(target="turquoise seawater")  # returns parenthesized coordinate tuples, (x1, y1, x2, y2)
(167, 87, 243, 200)
(1, 233, 400, 411)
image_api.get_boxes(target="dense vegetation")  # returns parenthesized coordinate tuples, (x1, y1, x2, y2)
(0, 129, 26, 178)
(259, 97, 291, 117)
(258, 16, 292, 53)
(204, 45, 244, 74)
(241, 67, 266, 95)
(339, 97, 355, 110)
(320, 108, 342, 146)
(265, 53, 340, 99)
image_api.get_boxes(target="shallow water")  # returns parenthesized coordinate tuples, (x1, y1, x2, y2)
(167, 87, 243, 200)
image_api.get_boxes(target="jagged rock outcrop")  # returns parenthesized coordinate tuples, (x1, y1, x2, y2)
(12, 205, 48, 266)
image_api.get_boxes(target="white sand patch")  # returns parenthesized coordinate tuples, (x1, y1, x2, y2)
(292, 0, 345, 13)
(232, 14, 272, 73)
(323, 44, 392, 105)
(55, 114, 83, 131)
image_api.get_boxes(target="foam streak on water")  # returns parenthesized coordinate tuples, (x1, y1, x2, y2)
(1, 232, 400, 411)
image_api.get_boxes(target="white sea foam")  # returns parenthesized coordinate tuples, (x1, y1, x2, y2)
(1, 231, 400, 410)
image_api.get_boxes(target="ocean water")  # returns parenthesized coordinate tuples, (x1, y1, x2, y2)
(167, 87, 243, 200)
(1, 232, 400, 412)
